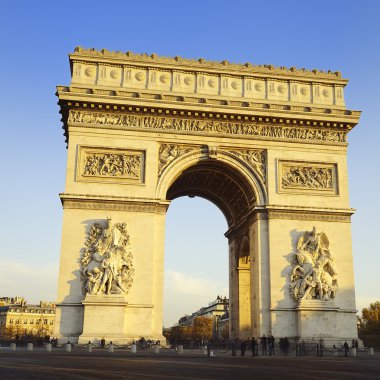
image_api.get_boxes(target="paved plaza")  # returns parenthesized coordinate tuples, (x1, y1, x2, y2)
(0, 348, 379, 379)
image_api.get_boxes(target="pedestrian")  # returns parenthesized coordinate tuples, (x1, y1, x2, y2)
(241, 340, 246, 356)
(250, 337, 257, 357)
(283, 337, 289, 355)
(231, 339, 236, 356)
(207, 341, 211, 357)
(261, 335, 267, 356)
(343, 341, 349, 357)
(268, 335, 275, 356)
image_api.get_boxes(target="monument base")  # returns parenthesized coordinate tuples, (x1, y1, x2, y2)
(78, 294, 164, 345)
(295, 299, 358, 346)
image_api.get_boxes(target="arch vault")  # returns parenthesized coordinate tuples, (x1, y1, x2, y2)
(55, 47, 361, 344)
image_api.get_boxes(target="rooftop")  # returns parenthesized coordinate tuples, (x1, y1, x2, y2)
(72, 47, 345, 82)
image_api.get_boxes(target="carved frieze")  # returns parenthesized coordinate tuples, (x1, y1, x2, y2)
(279, 161, 337, 194)
(68, 110, 347, 144)
(227, 149, 266, 183)
(80, 219, 134, 296)
(290, 227, 338, 302)
(158, 144, 199, 177)
(78, 146, 144, 184)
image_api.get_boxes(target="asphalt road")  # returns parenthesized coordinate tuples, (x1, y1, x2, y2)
(0, 349, 379, 379)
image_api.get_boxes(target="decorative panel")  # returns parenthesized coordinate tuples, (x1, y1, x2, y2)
(77, 146, 145, 184)
(278, 160, 338, 195)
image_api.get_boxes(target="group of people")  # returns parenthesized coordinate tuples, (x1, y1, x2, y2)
(230, 335, 284, 356)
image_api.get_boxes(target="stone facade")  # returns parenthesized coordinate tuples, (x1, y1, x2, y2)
(54, 47, 360, 345)
(0, 297, 56, 339)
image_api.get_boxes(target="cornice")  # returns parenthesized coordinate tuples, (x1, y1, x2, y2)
(263, 205, 354, 223)
(60, 193, 170, 214)
(71, 47, 347, 83)
(57, 85, 360, 125)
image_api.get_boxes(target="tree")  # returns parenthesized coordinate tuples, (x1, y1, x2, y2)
(362, 302, 380, 324)
(359, 301, 380, 348)
(192, 316, 212, 343)
(165, 325, 191, 344)
(360, 301, 380, 334)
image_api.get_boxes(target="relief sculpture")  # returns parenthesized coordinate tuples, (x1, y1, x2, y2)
(69, 110, 347, 144)
(158, 144, 196, 176)
(282, 165, 333, 190)
(290, 227, 338, 301)
(229, 149, 266, 182)
(80, 219, 134, 295)
(83, 152, 141, 179)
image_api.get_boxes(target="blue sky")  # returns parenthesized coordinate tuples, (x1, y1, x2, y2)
(0, 1, 379, 327)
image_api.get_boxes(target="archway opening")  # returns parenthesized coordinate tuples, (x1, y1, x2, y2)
(163, 197, 228, 328)
(163, 159, 257, 339)
(166, 160, 257, 228)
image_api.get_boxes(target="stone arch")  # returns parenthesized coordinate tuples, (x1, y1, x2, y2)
(156, 149, 267, 227)
(55, 48, 360, 345)
(158, 150, 260, 338)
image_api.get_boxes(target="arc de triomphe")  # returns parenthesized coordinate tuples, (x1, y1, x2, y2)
(54, 47, 360, 344)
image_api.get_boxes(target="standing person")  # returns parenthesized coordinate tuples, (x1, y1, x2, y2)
(241, 339, 247, 357)
(250, 337, 257, 357)
(343, 341, 349, 357)
(268, 335, 275, 356)
(231, 339, 236, 357)
(284, 337, 289, 355)
(261, 335, 267, 356)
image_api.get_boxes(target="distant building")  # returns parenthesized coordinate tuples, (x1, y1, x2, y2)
(0, 297, 56, 339)
(178, 295, 229, 338)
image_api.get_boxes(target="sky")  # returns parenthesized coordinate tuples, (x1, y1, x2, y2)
(0, 0, 379, 327)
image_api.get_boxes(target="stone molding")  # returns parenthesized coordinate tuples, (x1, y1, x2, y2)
(67, 109, 347, 145)
(265, 205, 353, 223)
(60, 194, 169, 214)
(57, 85, 360, 125)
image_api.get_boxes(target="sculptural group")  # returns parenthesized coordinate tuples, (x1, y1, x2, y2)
(80, 219, 134, 295)
(290, 227, 338, 301)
